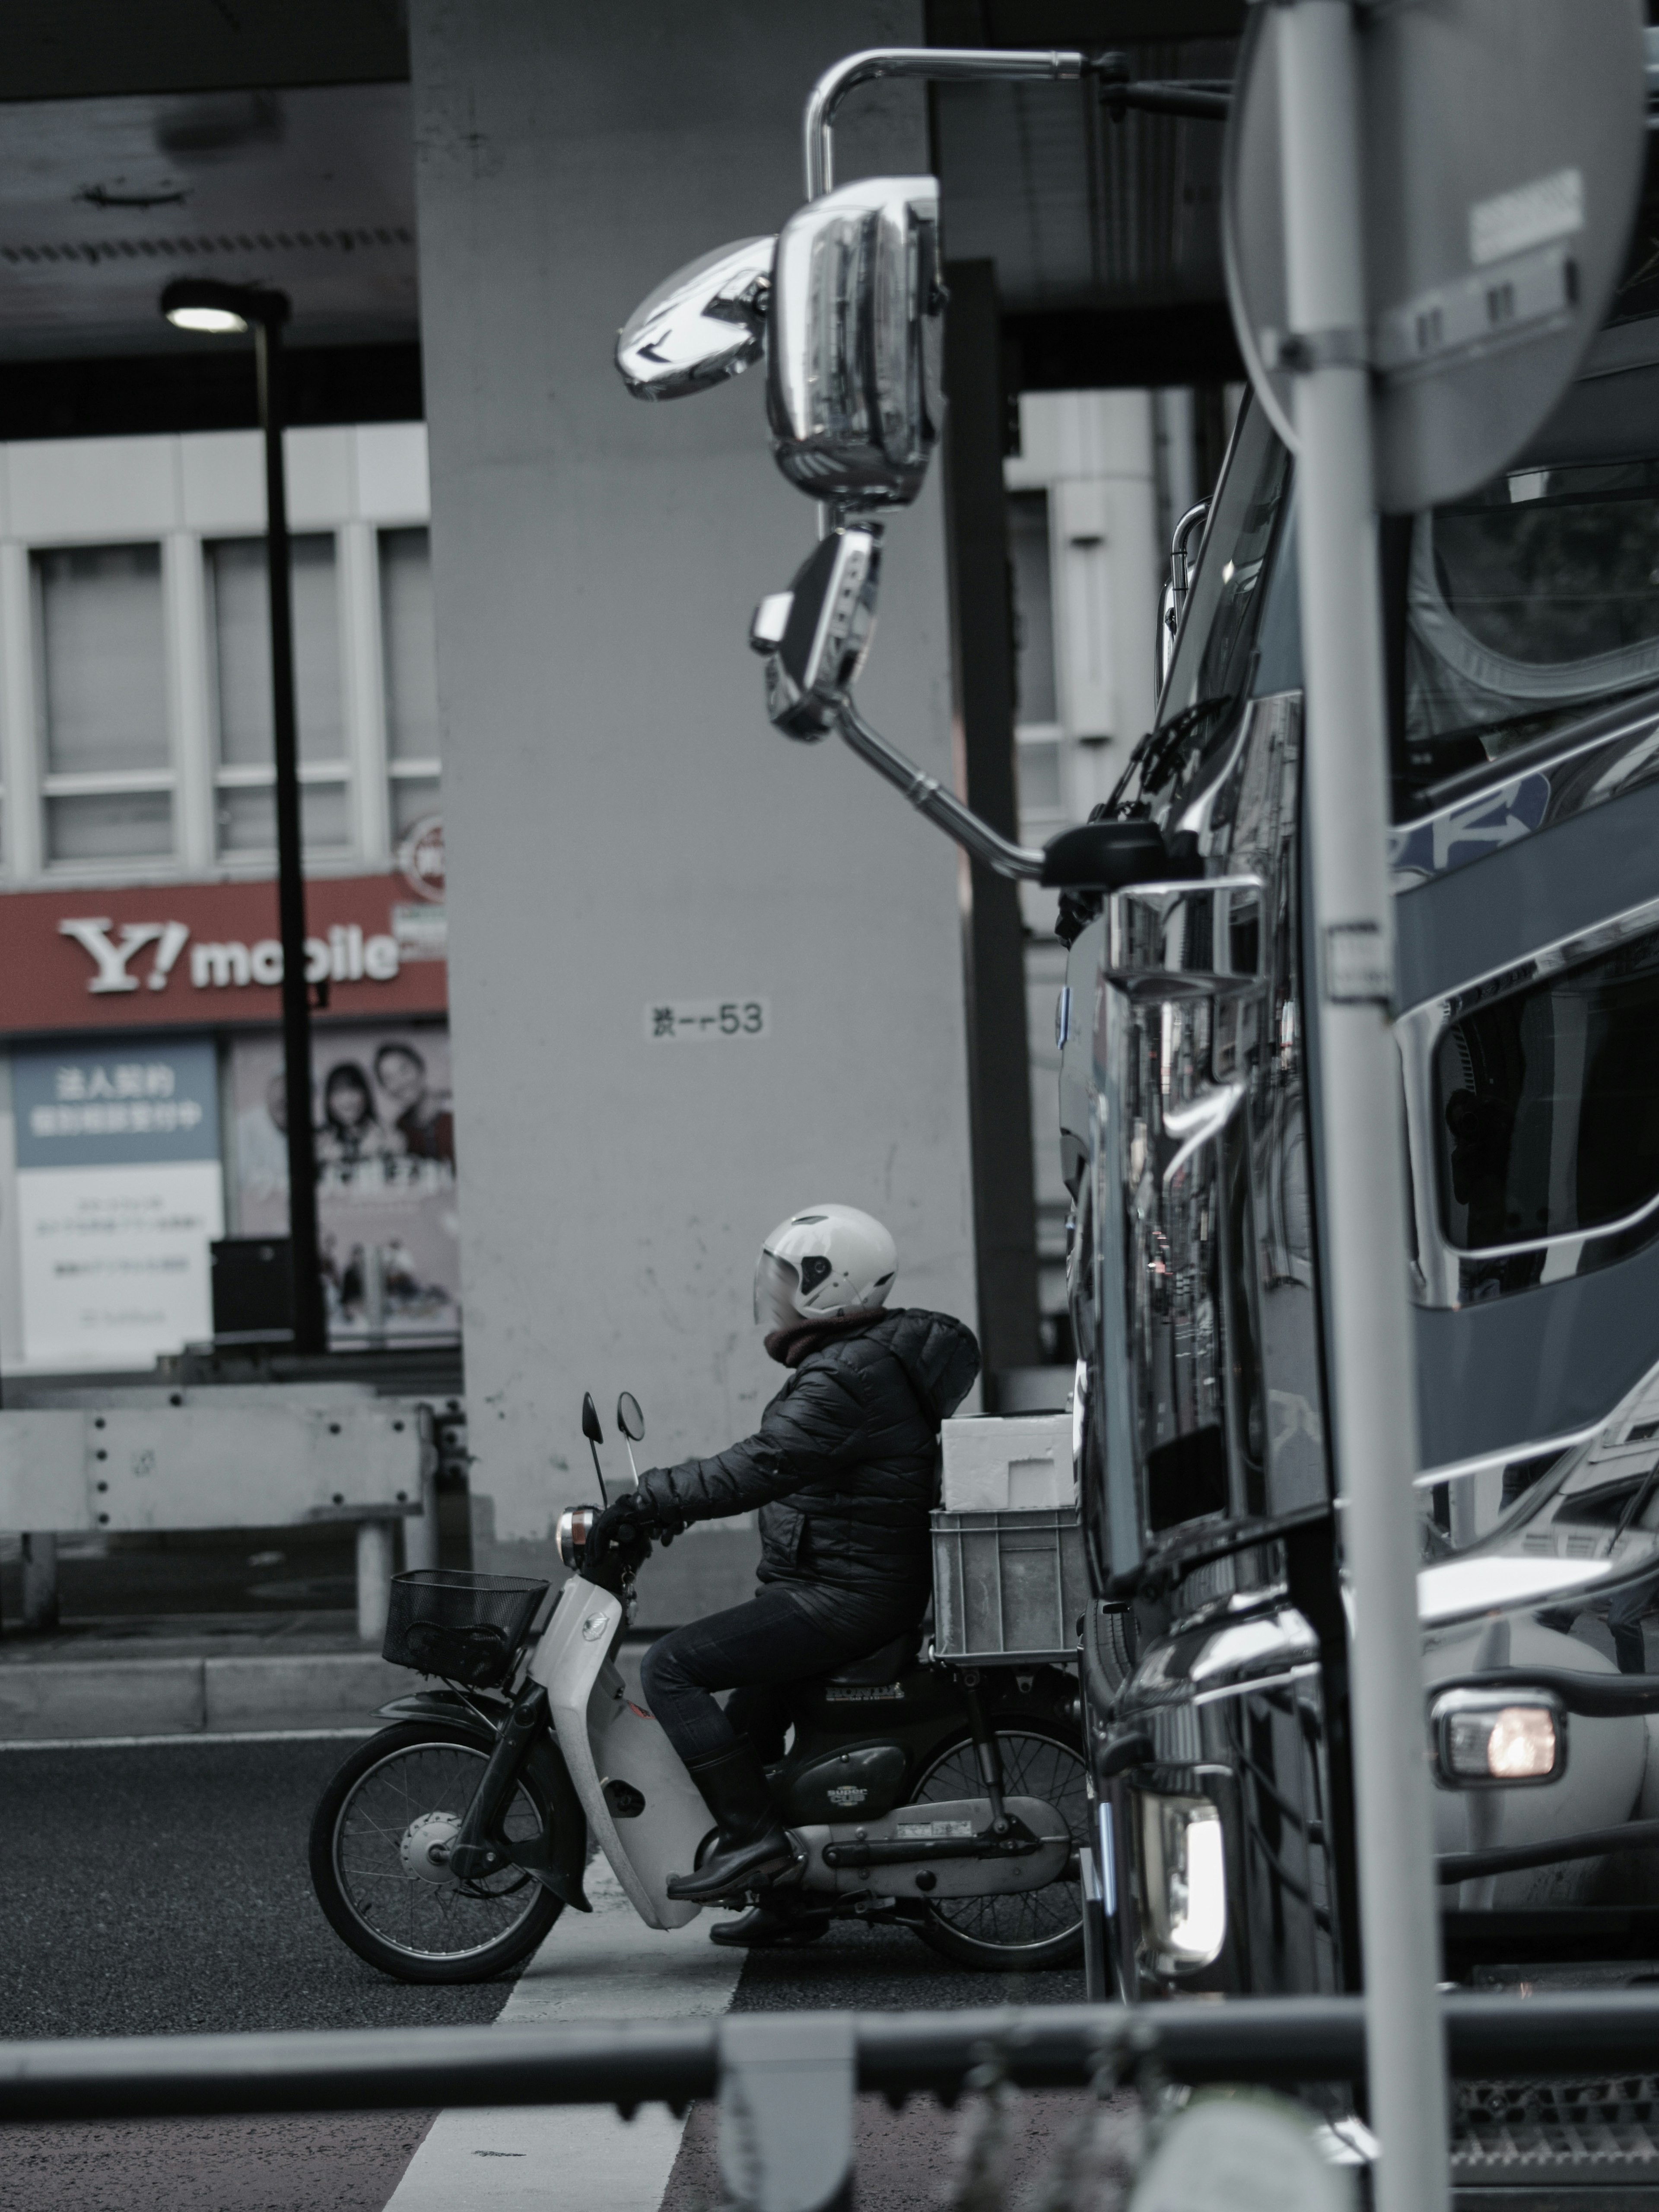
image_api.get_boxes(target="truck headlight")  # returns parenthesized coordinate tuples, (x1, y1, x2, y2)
(1430, 1688, 1565, 1787)
(1139, 1792, 1227, 1967)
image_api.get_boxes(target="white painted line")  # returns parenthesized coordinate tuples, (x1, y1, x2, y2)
(384, 1858, 742, 2212)
(0, 1726, 378, 1752)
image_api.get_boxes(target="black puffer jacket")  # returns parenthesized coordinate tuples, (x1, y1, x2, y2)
(635, 1309, 980, 1597)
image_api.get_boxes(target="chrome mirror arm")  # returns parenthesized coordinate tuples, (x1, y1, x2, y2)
(804, 47, 1232, 200)
(805, 48, 1083, 198)
(835, 699, 1044, 880)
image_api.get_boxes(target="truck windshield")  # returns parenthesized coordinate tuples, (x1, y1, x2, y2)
(1400, 460, 1659, 805)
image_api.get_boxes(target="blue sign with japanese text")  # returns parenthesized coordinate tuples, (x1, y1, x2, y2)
(13, 1040, 221, 1170)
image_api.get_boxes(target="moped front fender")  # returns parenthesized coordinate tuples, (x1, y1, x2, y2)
(372, 1686, 591, 1912)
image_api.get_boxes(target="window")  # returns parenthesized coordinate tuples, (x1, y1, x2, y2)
(1017, 740, 1063, 815)
(1008, 490, 1064, 835)
(1008, 491, 1057, 726)
(1402, 461, 1659, 807)
(36, 543, 172, 862)
(1435, 927, 1659, 1249)
(380, 528, 441, 841)
(208, 535, 347, 856)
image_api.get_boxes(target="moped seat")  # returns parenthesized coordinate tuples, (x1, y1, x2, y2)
(823, 1629, 921, 1688)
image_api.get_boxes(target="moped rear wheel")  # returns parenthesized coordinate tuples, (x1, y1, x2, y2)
(909, 1720, 1088, 1973)
(309, 1721, 563, 1983)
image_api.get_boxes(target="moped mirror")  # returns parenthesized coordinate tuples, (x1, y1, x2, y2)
(581, 1392, 604, 1446)
(616, 235, 774, 401)
(766, 175, 945, 509)
(617, 1392, 645, 1442)
(751, 525, 882, 740)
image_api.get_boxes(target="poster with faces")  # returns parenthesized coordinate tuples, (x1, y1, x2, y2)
(230, 1024, 460, 1341)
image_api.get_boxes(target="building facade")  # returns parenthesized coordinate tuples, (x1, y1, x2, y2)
(0, 419, 451, 1372)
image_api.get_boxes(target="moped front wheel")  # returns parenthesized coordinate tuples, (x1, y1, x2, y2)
(309, 1721, 563, 1983)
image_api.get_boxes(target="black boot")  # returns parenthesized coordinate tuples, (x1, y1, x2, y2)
(667, 1742, 795, 1901)
(710, 1901, 831, 1949)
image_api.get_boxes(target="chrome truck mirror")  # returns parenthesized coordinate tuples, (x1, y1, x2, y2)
(616, 236, 774, 400)
(766, 175, 946, 511)
(749, 525, 883, 738)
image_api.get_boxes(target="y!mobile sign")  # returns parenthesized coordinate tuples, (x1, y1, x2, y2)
(0, 875, 447, 1035)
(13, 1040, 223, 1370)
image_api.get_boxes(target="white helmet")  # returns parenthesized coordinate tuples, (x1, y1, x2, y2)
(754, 1204, 897, 1331)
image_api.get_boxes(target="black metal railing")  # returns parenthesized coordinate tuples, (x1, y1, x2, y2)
(6, 1996, 1659, 2210)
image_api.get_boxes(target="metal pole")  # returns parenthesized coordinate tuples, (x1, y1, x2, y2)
(1274, 8, 1448, 2211)
(254, 311, 327, 1357)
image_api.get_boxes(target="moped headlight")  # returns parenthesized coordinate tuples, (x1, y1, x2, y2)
(556, 1506, 597, 1571)
(1430, 1687, 1565, 1786)
(1138, 1792, 1226, 1968)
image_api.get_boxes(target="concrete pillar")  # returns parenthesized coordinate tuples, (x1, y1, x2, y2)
(409, 1, 978, 1610)
(21, 1533, 57, 1632)
(941, 260, 1039, 1389)
(356, 1519, 395, 1646)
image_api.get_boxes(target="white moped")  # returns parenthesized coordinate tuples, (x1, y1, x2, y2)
(311, 1393, 1087, 1981)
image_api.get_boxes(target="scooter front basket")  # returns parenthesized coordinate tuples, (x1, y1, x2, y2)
(383, 1567, 550, 1688)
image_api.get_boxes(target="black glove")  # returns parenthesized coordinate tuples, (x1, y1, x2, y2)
(583, 1488, 659, 1565)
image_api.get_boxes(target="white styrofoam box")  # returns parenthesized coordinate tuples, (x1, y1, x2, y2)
(941, 1413, 1075, 1514)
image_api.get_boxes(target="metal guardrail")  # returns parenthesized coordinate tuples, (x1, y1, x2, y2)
(0, 1387, 448, 1639)
(7, 1996, 1659, 2142)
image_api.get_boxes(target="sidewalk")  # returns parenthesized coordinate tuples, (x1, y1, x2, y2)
(0, 1611, 402, 1741)
(0, 1610, 656, 1742)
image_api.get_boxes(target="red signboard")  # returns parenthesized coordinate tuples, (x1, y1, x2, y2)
(0, 874, 447, 1035)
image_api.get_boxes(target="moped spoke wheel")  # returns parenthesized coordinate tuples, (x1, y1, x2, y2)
(309, 1722, 562, 1984)
(909, 1721, 1088, 1972)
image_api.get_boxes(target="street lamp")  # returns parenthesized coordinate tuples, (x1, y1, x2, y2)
(160, 277, 326, 1357)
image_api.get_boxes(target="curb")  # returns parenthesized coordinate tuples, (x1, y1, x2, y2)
(0, 1651, 407, 1740)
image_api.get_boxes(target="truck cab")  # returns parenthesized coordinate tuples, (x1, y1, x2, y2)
(613, 33, 1659, 2014)
(1071, 297, 1659, 2001)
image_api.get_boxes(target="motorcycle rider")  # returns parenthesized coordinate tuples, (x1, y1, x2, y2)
(582, 1203, 979, 1945)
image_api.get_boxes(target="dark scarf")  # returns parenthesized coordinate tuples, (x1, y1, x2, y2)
(764, 1306, 887, 1369)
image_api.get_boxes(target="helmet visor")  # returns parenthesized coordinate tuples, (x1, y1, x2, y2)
(754, 1249, 801, 1333)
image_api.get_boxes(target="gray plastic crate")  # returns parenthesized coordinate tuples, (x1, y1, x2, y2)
(930, 1506, 1087, 1664)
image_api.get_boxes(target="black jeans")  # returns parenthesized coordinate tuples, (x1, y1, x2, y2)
(640, 1580, 925, 1766)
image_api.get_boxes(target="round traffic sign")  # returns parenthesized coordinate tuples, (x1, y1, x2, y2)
(1225, 0, 1646, 512)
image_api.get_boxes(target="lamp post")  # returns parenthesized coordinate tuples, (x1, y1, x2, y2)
(160, 278, 326, 1357)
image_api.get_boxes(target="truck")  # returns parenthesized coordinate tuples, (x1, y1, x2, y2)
(617, 38, 1659, 2009)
